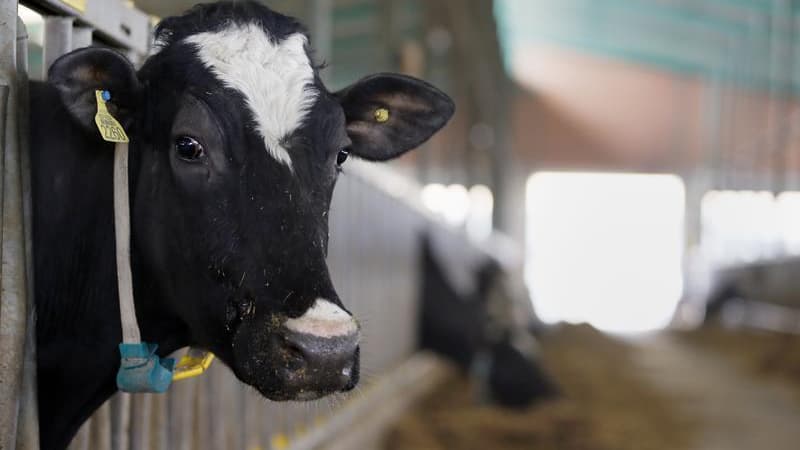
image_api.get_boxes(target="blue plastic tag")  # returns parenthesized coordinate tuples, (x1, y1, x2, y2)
(117, 343, 175, 393)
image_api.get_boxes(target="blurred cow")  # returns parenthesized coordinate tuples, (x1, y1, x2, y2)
(417, 233, 558, 408)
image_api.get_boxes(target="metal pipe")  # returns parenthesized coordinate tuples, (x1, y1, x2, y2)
(90, 401, 112, 450)
(129, 393, 152, 450)
(72, 26, 93, 50)
(43, 16, 73, 76)
(16, 14, 40, 450)
(0, 4, 31, 447)
(110, 393, 131, 450)
(308, 0, 333, 70)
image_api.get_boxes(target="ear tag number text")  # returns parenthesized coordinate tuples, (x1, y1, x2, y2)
(95, 90, 130, 143)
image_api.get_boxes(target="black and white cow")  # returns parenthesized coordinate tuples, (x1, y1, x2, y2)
(31, 2, 453, 448)
(417, 234, 558, 409)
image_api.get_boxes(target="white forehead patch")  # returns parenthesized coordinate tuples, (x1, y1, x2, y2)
(285, 299, 358, 339)
(186, 24, 317, 169)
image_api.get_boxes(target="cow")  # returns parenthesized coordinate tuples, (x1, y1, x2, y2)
(417, 234, 558, 409)
(30, 2, 454, 448)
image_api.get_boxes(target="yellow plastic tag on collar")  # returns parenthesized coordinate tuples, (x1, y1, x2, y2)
(94, 90, 129, 143)
(172, 348, 215, 381)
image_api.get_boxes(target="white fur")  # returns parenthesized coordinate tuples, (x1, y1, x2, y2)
(186, 24, 317, 169)
(285, 299, 358, 339)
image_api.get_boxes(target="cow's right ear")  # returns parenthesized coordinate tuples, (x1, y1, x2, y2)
(48, 47, 142, 134)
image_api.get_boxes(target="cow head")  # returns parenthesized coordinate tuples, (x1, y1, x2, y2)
(48, 2, 453, 401)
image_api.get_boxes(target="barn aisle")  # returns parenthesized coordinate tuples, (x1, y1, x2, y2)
(631, 333, 800, 450)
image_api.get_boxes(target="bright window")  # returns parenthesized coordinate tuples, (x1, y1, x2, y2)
(525, 172, 685, 333)
(698, 190, 800, 265)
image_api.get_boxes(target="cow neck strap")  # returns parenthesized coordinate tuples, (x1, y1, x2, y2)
(113, 141, 141, 344)
(98, 90, 174, 393)
(112, 139, 175, 394)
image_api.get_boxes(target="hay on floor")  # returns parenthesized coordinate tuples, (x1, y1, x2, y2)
(384, 325, 695, 450)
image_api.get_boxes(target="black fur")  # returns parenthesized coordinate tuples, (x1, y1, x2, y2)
(32, 2, 453, 448)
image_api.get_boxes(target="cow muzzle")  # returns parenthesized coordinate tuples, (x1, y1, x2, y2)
(271, 299, 360, 400)
(231, 298, 360, 400)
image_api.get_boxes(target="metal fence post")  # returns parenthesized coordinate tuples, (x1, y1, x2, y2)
(0, 3, 31, 448)
(72, 25, 92, 50)
(15, 13, 39, 450)
(42, 15, 72, 76)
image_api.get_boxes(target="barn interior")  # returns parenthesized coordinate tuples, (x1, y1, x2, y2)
(3, 0, 800, 449)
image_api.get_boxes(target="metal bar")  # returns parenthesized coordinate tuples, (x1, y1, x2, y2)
(0, 3, 29, 447)
(129, 393, 152, 450)
(42, 15, 72, 76)
(168, 379, 195, 450)
(15, 14, 40, 450)
(89, 401, 112, 450)
(24, 0, 150, 55)
(308, 0, 333, 80)
(110, 393, 131, 450)
(72, 25, 92, 49)
(150, 391, 168, 450)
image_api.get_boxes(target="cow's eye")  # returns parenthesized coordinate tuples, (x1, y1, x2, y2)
(175, 136, 204, 161)
(336, 148, 350, 166)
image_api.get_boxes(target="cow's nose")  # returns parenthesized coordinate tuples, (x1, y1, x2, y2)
(282, 327, 359, 393)
(280, 299, 360, 397)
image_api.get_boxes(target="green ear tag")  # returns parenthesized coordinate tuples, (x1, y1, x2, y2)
(94, 90, 129, 143)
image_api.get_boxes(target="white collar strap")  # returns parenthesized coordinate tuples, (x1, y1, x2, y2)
(114, 141, 141, 344)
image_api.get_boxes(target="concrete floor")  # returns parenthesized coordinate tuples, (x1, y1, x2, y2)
(631, 334, 800, 450)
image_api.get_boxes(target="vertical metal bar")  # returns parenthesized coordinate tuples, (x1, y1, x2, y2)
(150, 390, 168, 450)
(244, 389, 262, 450)
(308, 0, 332, 79)
(90, 401, 112, 450)
(209, 369, 226, 450)
(43, 16, 73, 76)
(110, 393, 131, 450)
(232, 381, 246, 450)
(129, 394, 152, 450)
(0, 3, 30, 447)
(170, 378, 195, 450)
(72, 25, 93, 50)
(15, 13, 40, 450)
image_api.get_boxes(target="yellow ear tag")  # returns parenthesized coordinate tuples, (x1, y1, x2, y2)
(94, 90, 129, 143)
(374, 107, 390, 123)
(172, 348, 215, 381)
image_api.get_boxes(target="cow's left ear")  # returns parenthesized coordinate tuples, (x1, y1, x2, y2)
(335, 73, 455, 161)
(48, 47, 142, 134)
